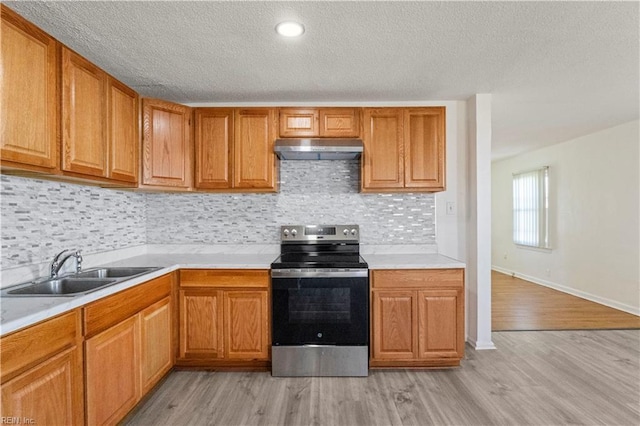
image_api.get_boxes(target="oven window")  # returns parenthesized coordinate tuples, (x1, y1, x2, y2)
(288, 288, 351, 323)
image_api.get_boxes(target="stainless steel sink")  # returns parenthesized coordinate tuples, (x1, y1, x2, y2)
(1, 266, 162, 297)
(5, 278, 117, 295)
(75, 267, 160, 279)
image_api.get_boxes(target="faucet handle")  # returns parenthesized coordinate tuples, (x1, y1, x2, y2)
(75, 250, 83, 273)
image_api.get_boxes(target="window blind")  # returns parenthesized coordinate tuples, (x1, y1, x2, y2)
(513, 167, 549, 249)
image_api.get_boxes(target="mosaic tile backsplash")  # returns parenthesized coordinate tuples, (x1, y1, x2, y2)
(1, 175, 146, 269)
(146, 160, 436, 245)
(1, 160, 436, 269)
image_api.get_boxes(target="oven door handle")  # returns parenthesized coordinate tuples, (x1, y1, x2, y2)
(271, 269, 369, 278)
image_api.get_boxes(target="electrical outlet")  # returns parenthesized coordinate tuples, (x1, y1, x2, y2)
(503, 253, 508, 260)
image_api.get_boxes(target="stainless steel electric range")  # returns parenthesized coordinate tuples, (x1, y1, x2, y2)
(270, 225, 369, 377)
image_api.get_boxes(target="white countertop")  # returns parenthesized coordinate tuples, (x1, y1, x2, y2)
(365, 253, 465, 269)
(0, 245, 464, 336)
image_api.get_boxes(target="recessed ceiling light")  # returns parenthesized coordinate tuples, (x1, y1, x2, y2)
(276, 21, 305, 37)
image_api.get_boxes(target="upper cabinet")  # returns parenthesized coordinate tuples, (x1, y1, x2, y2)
(62, 47, 107, 178)
(194, 108, 277, 192)
(2, 5, 448, 195)
(141, 98, 192, 189)
(61, 47, 140, 184)
(194, 108, 233, 189)
(234, 109, 277, 190)
(278, 108, 360, 138)
(362, 107, 445, 192)
(1, 7, 139, 185)
(361, 108, 404, 189)
(403, 108, 446, 190)
(107, 78, 139, 183)
(1, 5, 59, 172)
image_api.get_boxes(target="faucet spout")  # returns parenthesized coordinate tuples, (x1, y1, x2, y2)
(50, 249, 83, 278)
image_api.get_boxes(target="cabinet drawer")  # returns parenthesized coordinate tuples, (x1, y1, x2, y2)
(372, 269, 463, 289)
(84, 273, 173, 337)
(1, 309, 81, 382)
(180, 269, 269, 288)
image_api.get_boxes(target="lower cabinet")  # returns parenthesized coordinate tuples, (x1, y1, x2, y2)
(85, 315, 140, 426)
(0, 310, 84, 425)
(178, 269, 270, 368)
(83, 274, 173, 425)
(370, 269, 464, 368)
(140, 297, 173, 394)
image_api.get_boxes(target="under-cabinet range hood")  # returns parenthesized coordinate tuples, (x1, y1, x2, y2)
(274, 138, 363, 160)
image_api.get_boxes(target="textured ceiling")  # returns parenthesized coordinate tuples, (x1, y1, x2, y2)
(5, 1, 639, 160)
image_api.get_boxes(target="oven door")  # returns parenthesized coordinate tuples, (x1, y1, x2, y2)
(271, 270, 369, 346)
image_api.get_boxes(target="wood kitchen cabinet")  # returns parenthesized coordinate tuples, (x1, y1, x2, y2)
(2, 8, 139, 185)
(194, 108, 277, 191)
(178, 269, 270, 368)
(233, 109, 277, 191)
(361, 108, 404, 189)
(62, 47, 107, 178)
(85, 314, 140, 425)
(370, 269, 464, 368)
(179, 288, 224, 359)
(194, 108, 233, 189)
(142, 98, 192, 189)
(84, 273, 173, 425)
(107, 77, 139, 183)
(362, 107, 445, 192)
(224, 290, 270, 359)
(278, 107, 360, 138)
(140, 297, 173, 394)
(1, 5, 60, 173)
(62, 47, 140, 184)
(0, 310, 84, 425)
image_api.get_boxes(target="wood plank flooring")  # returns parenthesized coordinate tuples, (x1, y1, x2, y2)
(126, 330, 640, 426)
(492, 270, 640, 331)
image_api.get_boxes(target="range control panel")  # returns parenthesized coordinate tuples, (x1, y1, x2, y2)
(280, 225, 359, 242)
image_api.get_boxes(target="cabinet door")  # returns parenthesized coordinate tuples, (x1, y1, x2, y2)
(233, 109, 277, 190)
(62, 47, 107, 177)
(85, 315, 140, 426)
(179, 289, 224, 359)
(223, 291, 269, 360)
(142, 98, 192, 188)
(194, 108, 233, 189)
(107, 77, 139, 183)
(417, 289, 463, 359)
(140, 297, 172, 394)
(404, 107, 445, 190)
(1, 5, 59, 171)
(1, 346, 84, 426)
(371, 290, 417, 360)
(279, 108, 318, 137)
(319, 108, 360, 137)
(361, 108, 404, 190)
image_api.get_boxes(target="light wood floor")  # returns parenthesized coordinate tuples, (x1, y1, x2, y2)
(126, 330, 640, 426)
(492, 270, 640, 331)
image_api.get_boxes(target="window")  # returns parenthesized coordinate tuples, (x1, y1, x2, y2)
(513, 166, 549, 249)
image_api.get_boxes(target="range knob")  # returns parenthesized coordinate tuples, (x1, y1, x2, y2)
(343, 229, 349, 236)
(291, 229, 298, 237)
(351, 229, 357, 236)
(283, 229, 290, 237)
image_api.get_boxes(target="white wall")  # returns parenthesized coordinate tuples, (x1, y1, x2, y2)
(492, 119, 640, 315)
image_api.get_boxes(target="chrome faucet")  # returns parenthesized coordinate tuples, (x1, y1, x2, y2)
(50, 249, 83, 278)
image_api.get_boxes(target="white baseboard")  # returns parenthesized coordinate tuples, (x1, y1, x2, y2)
(467, 339, 497, 350)
(491, 265, 640, 317)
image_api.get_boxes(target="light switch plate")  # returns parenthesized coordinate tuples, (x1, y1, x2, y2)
(446, 201, 456, 215)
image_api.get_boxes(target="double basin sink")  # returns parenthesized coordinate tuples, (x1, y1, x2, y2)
(1, 267, 162, 297)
